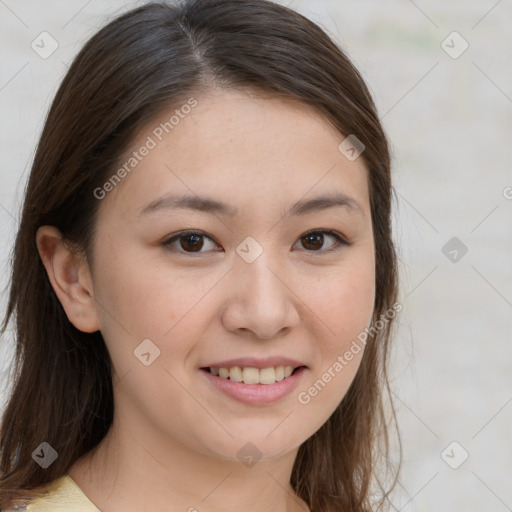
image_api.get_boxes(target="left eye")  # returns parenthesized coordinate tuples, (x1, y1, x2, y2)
(294, 229, 350, 252)
(162, 229, 350, 255)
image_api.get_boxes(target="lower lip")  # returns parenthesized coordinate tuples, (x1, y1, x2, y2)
(200, 367, 307, 405)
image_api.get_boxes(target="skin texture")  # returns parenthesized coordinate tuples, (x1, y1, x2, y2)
(36, 88, 375, 512)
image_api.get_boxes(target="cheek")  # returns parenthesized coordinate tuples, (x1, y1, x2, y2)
(305, 254, 375, 349)
(293, 256, 374, 426)
(89, 239, 169, 373)
(91, 241, 217, 382)
(92, 238, 183, 334)
(322, 279, 374, 347)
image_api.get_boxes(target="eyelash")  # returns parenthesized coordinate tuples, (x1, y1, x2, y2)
(161, 229, 352, 257)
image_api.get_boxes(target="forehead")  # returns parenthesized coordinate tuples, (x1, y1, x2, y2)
(99, 88, 370, 222)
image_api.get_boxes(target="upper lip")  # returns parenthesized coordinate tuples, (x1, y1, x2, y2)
(201, 357, 307, 370)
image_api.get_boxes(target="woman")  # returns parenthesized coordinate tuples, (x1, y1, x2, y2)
(0, 0, 401, 510)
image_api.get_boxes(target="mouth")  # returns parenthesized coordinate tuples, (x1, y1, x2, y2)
(200, 365, 307, 386)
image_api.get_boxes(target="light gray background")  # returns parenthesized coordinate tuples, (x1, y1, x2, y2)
(1, 1, 511, 510)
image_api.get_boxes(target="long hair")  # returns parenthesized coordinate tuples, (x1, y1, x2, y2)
(0, 1, 401, 510)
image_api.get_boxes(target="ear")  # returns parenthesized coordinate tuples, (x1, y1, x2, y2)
(36, 225, 100, 333)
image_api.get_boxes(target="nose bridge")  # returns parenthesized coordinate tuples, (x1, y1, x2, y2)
(224, 241, 298, 338)
(237, 243, 286, 307)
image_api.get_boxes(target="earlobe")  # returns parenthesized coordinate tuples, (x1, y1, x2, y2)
(36, 225, 100, 333)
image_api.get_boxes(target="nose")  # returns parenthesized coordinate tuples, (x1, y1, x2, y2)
(221, 252, 300, 340)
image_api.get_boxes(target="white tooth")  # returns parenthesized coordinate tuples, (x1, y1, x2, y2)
(213, 365, 297, 383)
(229, 366, 243, 382)
(259, 367, 277, 385)
(242, 367, 260, 384)
(284, 365, 294, 378)
(275, 365, 285, 381)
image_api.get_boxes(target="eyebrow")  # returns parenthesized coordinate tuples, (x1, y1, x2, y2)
(137, 191, 365, 219)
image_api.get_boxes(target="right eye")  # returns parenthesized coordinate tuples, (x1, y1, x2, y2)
(162, 230, 220, 256)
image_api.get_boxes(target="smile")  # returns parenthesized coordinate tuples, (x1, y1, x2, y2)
(204, 365, 301, 385)
(199, 366, 307, 405)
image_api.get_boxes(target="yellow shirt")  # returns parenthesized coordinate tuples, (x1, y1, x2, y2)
(14, 475, 101, 511)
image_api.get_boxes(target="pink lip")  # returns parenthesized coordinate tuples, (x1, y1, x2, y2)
(200, 366, 307, 405)
(201, 356, 306, 370)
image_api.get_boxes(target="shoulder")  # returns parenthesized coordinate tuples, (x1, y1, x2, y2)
(6, 475, 100, 512)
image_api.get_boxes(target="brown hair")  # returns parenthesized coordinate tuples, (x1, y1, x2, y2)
(0, 1, 401, 510)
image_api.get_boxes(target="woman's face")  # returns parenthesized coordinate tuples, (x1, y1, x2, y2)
(88, 88, 375, 462)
